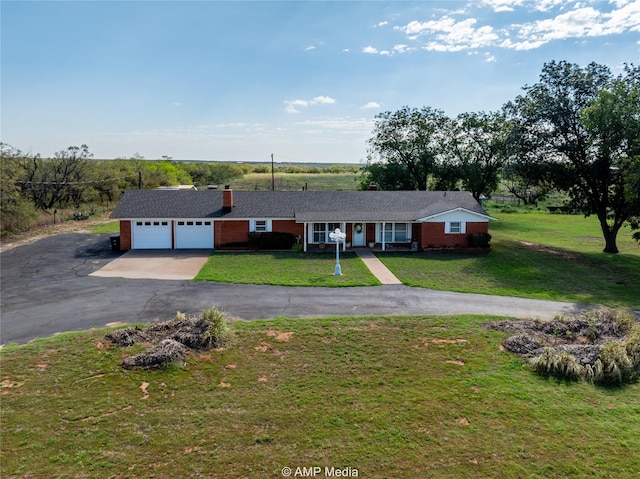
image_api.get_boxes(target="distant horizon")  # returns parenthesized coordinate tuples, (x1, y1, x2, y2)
(3, 1, 638, 163)
(89, 156, 363, 167)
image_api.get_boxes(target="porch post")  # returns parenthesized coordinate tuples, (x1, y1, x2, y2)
(303, 222, 307, 252)
(342, 222, 346, 251)
(382, 222, 386, 251)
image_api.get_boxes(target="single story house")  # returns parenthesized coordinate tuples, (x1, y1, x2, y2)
(110, 188, 496, 251)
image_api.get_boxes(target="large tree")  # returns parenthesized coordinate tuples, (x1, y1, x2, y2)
(364, 106, 450, 190)
(447, 111, 508, 202)
(19, 145, 94, 210)
(507, 61, 639, 253)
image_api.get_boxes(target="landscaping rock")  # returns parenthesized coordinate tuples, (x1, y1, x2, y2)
(488, 308, 639, 384)
(105, 306, 231, 369)
(105, 326, 147, 347)
(122, 339, 187, 369)
(502, 334, 543, 356)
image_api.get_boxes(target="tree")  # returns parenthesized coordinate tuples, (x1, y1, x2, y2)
(0, 143, 37, 235)
(507, 61, 639, 253)
(500, 121, 556, 206)
(364, 106, 450, 190)
(580, 64, 640, 248)
(447, 111, 508, 201)
(19, 145, 93, 210)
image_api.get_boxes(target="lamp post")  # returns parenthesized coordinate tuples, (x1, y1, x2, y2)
(329, 228, 346, 276)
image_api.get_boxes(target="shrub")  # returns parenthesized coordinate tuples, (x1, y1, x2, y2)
(73, 211, 92, 221)
(467, 232, 491, 248)
(201, 304, 232, 349)
(531, 348, 582, 381)
(625, 329, 640, 375)
(250, 231, 297, 250)
(598, 342, 634, 385)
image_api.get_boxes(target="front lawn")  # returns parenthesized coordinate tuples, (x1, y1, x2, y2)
(378, 211, 640, 309)
(2, 315, 638, 478)
(194, 251, 380, 287)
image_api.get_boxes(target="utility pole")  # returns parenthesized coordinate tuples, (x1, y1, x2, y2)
(138, 171, 142, 189)
(271, 153, 275, 191)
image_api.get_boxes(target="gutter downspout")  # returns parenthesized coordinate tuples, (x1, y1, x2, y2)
(303, 222, 307, 252)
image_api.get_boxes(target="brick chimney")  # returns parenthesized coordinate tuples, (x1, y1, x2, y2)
(367, 181, 378, 191)
(223, 185, 233, 212)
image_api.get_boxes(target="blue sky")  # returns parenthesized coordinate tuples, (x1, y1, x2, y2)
(2, 0, 639, 163)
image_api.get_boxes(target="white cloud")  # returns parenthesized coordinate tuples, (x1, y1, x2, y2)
(375, 21, 389, 27)
(481, 0, 524, 12)
(406, 17, 499, 52)
(505, 2, 640, 48)
(283, 96, 337, 113)
(387, 0, 640, 53)
(305, 45, 316, 51)
(311, 96, 337, 105)
(361, 101, 382, 109)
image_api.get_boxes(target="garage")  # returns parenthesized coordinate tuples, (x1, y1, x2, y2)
(175, 220, 214, 249)
(132, 220, 172, 249)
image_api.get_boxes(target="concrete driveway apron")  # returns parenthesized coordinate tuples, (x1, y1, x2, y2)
(90, 250, 211, 280)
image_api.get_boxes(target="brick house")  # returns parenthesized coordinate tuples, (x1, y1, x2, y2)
(110, 188, 496, 251)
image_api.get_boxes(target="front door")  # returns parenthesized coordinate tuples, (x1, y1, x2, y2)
(352, 223, 365, 247)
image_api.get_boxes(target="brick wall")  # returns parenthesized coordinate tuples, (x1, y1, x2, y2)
(272, 220, 304, 238)
(418, 222, 489, 249)
(119, 220, 131, 250)
(215, 221, 250, 248)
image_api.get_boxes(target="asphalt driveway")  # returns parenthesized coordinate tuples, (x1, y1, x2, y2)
(0, 233, 590, 346)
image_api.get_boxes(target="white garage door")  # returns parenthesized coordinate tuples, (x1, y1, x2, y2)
(132, 220, 172, 249)
(175, 220, 214, 249)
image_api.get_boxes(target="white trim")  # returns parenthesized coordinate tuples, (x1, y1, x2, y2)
(377, 222, 412, 244)
(416, 207, 497, 222)
(445, 221, 466, 234)
(249, 219, 272, 233)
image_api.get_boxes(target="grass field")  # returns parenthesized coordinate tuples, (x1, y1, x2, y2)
(2, 315, 639, 478)
(228, 172, 361, 191)
(378, 211, 640, 309)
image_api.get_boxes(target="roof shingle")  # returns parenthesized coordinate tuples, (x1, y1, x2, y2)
(110, 189, 491, 222)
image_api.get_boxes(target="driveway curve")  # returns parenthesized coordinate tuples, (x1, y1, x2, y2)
(1, 234, 591, 345)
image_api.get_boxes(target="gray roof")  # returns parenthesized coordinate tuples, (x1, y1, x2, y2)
(110, 190, 492, 222)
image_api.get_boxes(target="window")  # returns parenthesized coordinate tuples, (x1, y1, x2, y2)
(446, 221, 465, 234)
(311, 223, 341, 243)
(379, 223, 411, 243)
(250, 219, 272, 233)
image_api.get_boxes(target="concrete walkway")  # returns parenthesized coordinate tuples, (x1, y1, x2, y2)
(354, 248, 402, 285)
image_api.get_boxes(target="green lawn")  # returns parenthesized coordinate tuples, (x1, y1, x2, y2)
(90, 221, 120, 234)
(194, 251, 380, 287)
(2, 315, 638, 478)
(378, 211, 639, 309)
(192, 212, 639, 309)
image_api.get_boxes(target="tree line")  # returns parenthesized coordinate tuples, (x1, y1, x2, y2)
(362, 60, 640, 253)
(0, 148, 249, 235)
(0, 145, 361, 236)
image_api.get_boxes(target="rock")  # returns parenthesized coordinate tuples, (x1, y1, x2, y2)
(122, 339, 188, 369)
(502, 334, 543, 356)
